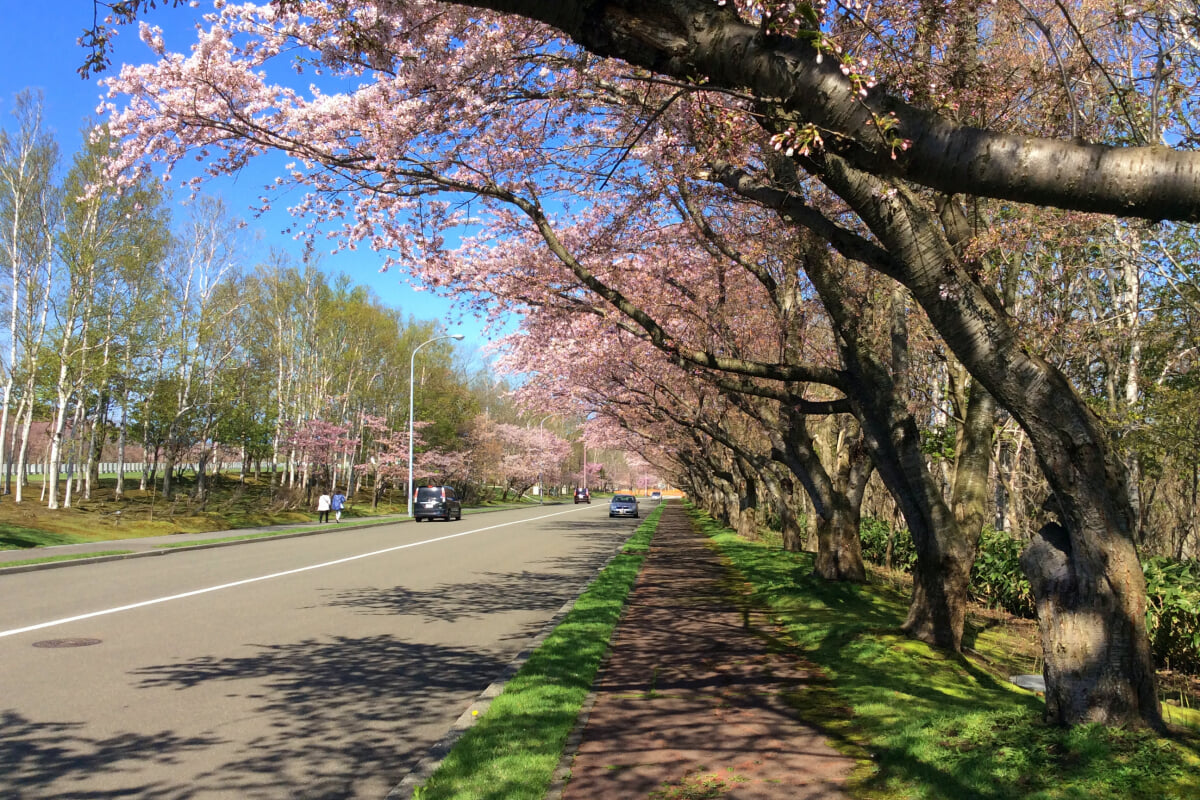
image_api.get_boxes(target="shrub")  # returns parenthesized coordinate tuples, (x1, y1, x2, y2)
(1143, 557, 1200, 673)
(860, 516, 917, 571)
(858, 519, 1200, 674)
(968, 527, 1035, 619)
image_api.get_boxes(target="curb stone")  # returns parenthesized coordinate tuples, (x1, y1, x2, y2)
(0, 504, 561, 576)
(0, 517, 406, 575)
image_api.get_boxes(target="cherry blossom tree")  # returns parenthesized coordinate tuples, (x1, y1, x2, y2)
(88, 0, 1195, 728)
(282, 417, 357, 501)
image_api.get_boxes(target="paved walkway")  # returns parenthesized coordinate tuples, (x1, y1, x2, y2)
(552, 503, 854, 799)
(0, 514, 409, 572)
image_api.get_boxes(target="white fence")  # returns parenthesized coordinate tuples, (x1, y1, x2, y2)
(7, 462, 258, 476)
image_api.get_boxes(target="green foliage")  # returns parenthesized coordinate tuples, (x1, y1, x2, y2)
(862, 519, 1200, 674)
(920, 425, 957, 462)
(968, 527, 1035, 618)
(859, 516, 917, 571)
(1143, 557, 1200, 673)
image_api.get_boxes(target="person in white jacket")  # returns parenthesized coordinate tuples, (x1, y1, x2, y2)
(317, 491, 332, 523)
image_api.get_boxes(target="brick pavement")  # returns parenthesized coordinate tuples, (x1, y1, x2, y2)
(553, 503, 855, 799)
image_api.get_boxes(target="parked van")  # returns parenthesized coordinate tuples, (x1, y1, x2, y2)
(413, 485, 463, 522)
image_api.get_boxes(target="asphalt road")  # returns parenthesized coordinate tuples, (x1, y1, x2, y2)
(0, 503, 635, 799)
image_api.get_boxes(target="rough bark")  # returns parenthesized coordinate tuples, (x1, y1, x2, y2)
(740, 396, 867, 581)
(763, 466, 806, 552)
(734, 455, 759, 540)
(1020, 515, 1160, 729)
(816, 160, 1162, 728)
(951, 379, 997, 549)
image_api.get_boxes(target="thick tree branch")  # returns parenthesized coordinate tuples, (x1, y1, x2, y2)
(443, 0, 1200, 221)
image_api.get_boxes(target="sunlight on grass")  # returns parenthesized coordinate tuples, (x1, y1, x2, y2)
(690, 506, 1200, 800)
(153, 529, 318, 547)
(410, 505, 664, 800)
(0, 524, 90, 550)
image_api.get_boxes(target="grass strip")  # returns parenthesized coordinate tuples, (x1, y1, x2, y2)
(690, 506, 1200, 800)
(154, 506, 533, 548)
(1, 525, 90, 550)
(152, 529, 327, 547)
(410, 504, 661, 800)
(0, 550, 134, 567)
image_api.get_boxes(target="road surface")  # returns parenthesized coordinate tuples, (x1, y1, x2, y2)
(0, 503, 632, 799)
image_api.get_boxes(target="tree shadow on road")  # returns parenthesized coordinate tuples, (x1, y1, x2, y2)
(0, 708, 221, 799)
(2, 636, 512, 799)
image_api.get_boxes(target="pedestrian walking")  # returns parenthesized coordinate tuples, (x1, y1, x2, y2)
(331, 490, 346, 523)
(317, 491, 332, 523)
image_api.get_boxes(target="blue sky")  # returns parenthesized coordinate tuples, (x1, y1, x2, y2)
(0, 0, 497, 357)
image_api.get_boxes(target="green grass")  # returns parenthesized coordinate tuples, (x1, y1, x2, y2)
(410, 504, 662, 800)
(0, 550, 134, 567)
(690, 506, 1200, 800)
(0, 524, 90, 549)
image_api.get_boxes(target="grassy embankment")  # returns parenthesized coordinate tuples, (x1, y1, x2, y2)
(0, 472, 545, 566)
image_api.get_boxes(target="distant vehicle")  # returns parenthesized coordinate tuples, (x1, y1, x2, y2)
(609, 494, 639, 518)
(650, 491, 662, 502)
(574, 487, 591, 504)
(413, 485, 462, 521)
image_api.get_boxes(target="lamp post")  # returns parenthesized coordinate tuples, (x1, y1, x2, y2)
(408, 332, 464, 518)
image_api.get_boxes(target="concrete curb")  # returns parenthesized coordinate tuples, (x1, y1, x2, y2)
(0, 504, 561, 576)
(0, 518, 406, 575)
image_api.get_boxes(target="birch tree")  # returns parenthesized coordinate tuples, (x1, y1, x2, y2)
(0, 91, 58, 499)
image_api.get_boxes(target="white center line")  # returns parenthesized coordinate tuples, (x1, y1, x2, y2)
(0, 505, 598, 639)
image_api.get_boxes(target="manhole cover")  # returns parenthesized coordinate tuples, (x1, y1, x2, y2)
(32, 638, 102, 649)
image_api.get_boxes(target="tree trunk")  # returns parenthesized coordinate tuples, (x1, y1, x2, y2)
(116, 398, 128, 500)
(1021, 518, 1159, 728)
(757, 401, 868, 581)
(951, 379, 997, 550)
(13, 395, 33, 505)
(765, 468, 805, 552)
(734, 457, 759, 539)
(803, 246, 971, 647)
(812, 498, 867, 582)
(45, 379, 71, 510)
(161, 440, 176, 500)
(816, 155, 1163, 728)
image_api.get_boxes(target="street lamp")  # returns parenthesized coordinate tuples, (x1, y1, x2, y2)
(408, 332, 464, 518)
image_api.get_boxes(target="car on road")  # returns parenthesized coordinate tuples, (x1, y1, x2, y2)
(650, 491, 662, 502)
(574, 487, 591, 504)
(413, 485, 462, 521)
(609, 494, 639, 518)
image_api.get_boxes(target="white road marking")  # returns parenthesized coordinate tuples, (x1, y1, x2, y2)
(0, 505, 600, 639)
